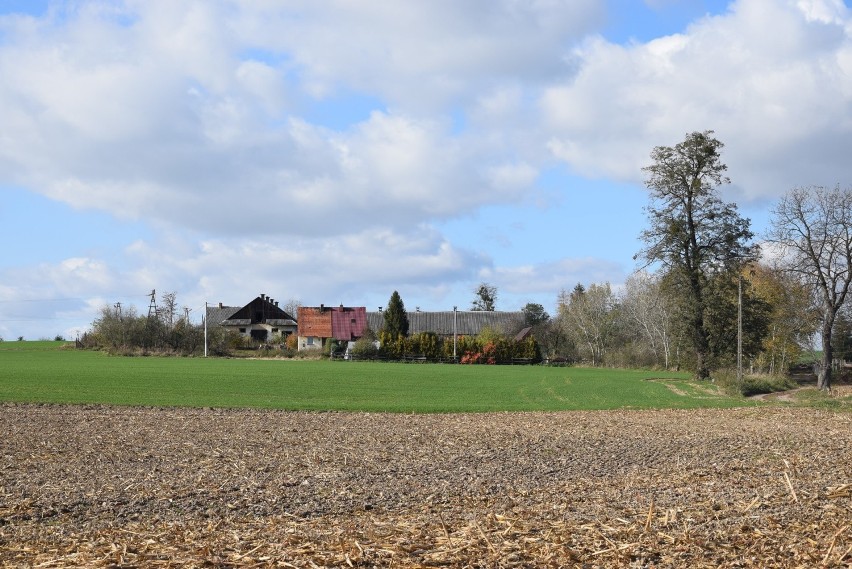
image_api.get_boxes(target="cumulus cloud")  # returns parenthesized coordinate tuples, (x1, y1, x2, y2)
(1, 1, 583, 238)
(542, 0, 852, 199)
(3, 0, 852, 337)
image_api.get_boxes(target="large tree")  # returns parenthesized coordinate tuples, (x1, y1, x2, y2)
(637, 131, 755, 379)
(383, 290, 409, 339)
(471, 282, 497, 311)
(767, 185, 852, 390)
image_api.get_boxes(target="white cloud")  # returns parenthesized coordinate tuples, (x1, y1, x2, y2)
(1, 0, 563, 237)
(490, 257, 626, 296)
(233, 0, 603, 109)
(4, 0, 852, 337)
(542, 0, 852, 199)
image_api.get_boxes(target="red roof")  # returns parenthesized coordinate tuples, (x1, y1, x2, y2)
(298, 306, 367, 340)
(297, 307, 332, 337)
(331, 307, 367, 340)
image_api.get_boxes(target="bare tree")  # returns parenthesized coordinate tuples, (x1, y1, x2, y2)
(282, 299, 302, 320)
(767, 185, 852, 390)
(160, 291, 178, 328)
(558, 283, 616, 366)
(621, 271, 674, 369)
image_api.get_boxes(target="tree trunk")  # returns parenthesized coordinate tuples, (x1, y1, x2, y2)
(818, 321, 834, 391)
(692, 299, 711, 380)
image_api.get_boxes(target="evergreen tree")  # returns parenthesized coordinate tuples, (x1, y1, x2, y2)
(383, 291, 409, 339)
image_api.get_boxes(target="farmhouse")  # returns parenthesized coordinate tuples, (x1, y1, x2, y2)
(366, 310, 525, 338)
(297, 305, 368, 351)
(206, 294, 297, 342)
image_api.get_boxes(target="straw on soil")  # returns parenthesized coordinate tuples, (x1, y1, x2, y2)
(1, 404, 850, 568)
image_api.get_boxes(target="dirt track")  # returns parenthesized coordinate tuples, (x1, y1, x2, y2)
(1, 404, 850, 567)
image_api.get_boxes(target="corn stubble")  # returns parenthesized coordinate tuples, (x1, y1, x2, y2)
(1, 404, 850, 568)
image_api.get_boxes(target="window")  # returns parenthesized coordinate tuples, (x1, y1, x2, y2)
(307, 337, 314, 345)
(239, 328, 246, 333)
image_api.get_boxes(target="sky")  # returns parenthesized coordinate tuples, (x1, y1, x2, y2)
(2, 0, 852, 340)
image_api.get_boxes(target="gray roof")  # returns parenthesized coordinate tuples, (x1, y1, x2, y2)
(206, 305, 240, 326)
(366, 310, 524, 336)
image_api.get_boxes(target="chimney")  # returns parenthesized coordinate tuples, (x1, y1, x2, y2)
(260, 293, 265, 300)
(275, 301, 279, 307)
(320, 303, 324, 312)
(218, 302, 223, 309)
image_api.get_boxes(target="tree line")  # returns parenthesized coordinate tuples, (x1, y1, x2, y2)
(80, 132, 852, 389)
(535, 131, 850, 390)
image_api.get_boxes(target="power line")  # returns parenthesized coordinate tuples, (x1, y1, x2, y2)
(0, 294, 150, 303)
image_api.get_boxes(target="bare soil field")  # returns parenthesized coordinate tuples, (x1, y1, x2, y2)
(1, 404, 850, 568)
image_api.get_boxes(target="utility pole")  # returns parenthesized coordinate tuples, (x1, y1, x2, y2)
(147, 289, 158, 320)
(204, 302, 208, 358)
(453, 306, 458, 363)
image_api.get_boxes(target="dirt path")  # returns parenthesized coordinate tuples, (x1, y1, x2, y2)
(749, 386, 811, 402)
(1, 404, 850, 567)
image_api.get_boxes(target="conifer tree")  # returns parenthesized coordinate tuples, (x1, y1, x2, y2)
(383, 291, 409, 339)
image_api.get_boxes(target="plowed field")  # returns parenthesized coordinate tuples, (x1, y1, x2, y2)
(1, 404, 850, 567)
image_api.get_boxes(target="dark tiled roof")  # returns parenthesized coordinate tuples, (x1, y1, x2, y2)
(206, 305, 240, 326)
(228, 296, 298, 324)
(206, 296, 297, 328)
(366, 311, 524, 336)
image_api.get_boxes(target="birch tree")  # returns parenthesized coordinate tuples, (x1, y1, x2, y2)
(621, 271, 674, 369)
(558, 283, 616, 366)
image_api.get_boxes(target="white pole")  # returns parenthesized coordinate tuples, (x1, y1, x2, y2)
(204, 301, 208, 358)
(453, 306, 457, 362)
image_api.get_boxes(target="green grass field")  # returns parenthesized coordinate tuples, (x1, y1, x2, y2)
(0, 341, 750, 412)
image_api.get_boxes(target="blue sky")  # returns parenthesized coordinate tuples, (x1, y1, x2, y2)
(1, 0, 852, 339)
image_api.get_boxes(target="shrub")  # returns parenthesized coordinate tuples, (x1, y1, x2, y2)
(713, 368, 797, 396)
(350, 337, 380, 359)
(285, 333, 298, 351)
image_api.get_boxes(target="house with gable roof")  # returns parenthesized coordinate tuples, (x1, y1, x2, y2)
(206, 294, 297, 343)
(297, 304, 367, 351)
